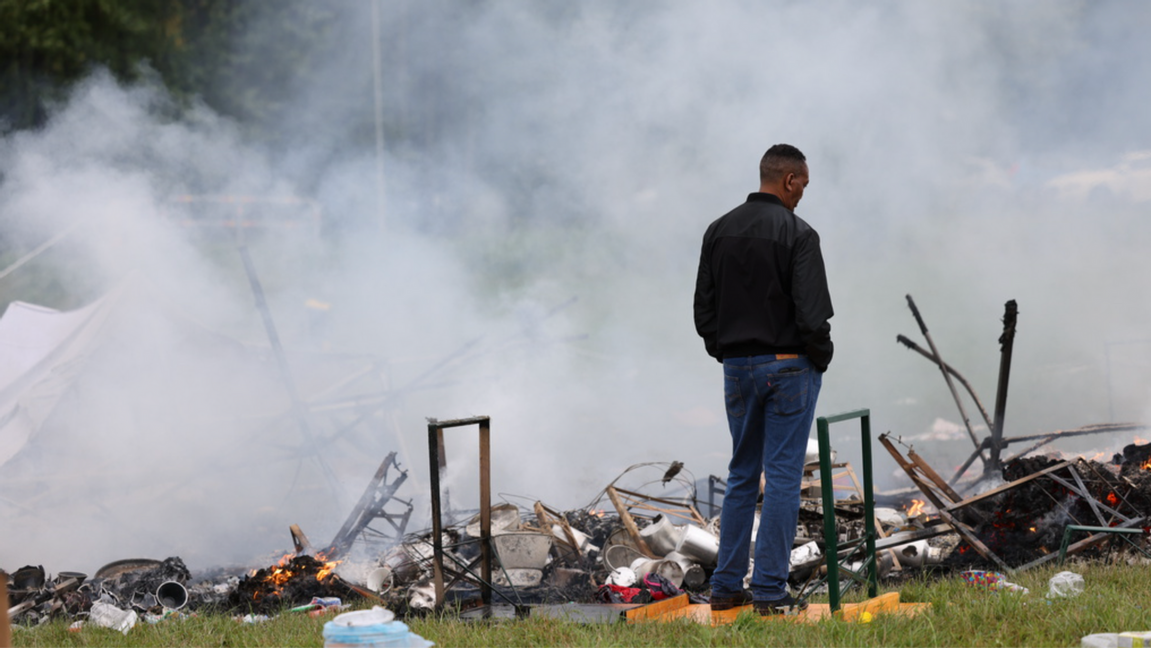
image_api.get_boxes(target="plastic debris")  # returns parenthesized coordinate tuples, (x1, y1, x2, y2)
(606, 567, 637, 587)
(960, 570, 1029, 594)
(1049, 571, 1086, 598)
(1080, 631, 1151, 648)
(88, 602, 138, 634)
(789, 541, 821, 566)
(323, 606, 433, 648)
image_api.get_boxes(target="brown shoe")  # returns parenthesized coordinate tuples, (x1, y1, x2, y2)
(710, 589, 754, 611)
(754, 594, 809, 616)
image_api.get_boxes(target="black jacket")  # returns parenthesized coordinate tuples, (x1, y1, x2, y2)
(693, 192, 834, 371)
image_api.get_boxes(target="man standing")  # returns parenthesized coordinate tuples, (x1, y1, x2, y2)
(693, 144, 833, 615)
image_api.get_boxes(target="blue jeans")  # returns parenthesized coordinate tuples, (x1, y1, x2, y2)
(712, 354, 822, 600)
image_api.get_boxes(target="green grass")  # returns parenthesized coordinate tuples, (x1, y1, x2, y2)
(11, 561, 1151, 647)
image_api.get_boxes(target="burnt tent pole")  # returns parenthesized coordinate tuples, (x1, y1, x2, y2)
(905, 295, 988, 468)
(987, 300, 1019, 477)
(896, 334, 994, 430)
(238, 238, 341, 495)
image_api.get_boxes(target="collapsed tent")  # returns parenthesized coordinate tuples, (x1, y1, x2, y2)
(0, 279, 408, 569)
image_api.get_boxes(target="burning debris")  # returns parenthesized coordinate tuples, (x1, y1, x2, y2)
(2, 453, 967, 630)
(229, 553, 345, 615)
(892, 296, 1151, 572)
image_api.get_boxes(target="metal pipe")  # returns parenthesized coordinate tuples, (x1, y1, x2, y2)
(156, 581, 187, 610)
(238, 242, 339, 492)
(905, 295, 987, 467)
(860, 412, 877, 599)
(817, 416, 839, 611)
(0, 221, 84, 283)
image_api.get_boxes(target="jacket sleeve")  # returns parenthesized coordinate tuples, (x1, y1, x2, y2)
(791, 229, 834, 371)
(693, 231, 722, 361)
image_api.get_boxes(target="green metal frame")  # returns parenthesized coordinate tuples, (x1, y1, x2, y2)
(817, 408, 877, 612)
(1058, 525, 1151, 565)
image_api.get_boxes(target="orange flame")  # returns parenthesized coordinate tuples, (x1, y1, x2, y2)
(1141, 456, 1151, 471)
(253, 551, 342, 595)
(907, 499, 926, 517)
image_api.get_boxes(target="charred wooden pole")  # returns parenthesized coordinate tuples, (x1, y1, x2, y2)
(905, 295, 987, 466)
(986, 300, 1018, 476)
(1, 571, 10, 648)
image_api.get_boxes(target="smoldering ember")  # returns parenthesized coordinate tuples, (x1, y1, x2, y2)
(6, 294, 1151, 628)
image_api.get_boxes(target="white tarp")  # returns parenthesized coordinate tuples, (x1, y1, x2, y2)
(0, 289, 119, 466)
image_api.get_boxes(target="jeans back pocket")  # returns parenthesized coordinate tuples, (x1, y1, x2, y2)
(724, 374, 746, 419)
(770, 368, 809, 416)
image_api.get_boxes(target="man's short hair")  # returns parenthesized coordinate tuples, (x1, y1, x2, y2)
(759, 144, 807, 183)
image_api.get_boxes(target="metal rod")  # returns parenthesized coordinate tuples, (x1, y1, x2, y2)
(1058, 524, 1151, 566)
(988, 300, 1018, 475)
(0, 221, 84, 283)
(370, 0, 387, 233)
(950, 448, 984, 486)
(817, 416, 840, 612)
(896, 334, 993, 430)
(860, 412, 878, 599)
(905, 295, 987, 467)
(479, 418, 492, 607)
(426, 416, 492, 609)
(427, 422, 446, 606)
(238, 242, 339, 492)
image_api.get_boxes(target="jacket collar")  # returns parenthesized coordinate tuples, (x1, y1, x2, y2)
(747, 192, 785, 206)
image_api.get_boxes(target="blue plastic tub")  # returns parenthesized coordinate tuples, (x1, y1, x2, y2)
(323, 620, 410, 647)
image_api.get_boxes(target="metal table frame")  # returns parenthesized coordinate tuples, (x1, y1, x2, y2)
(427, 415, 492, 607)
(817, 408, 877, 612)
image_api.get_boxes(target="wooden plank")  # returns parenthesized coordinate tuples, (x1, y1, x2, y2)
(907, 449, 963, 503)
(612, 487, 706, 525)
(625, 593, 690, 622)
(606, 487, 657, 558)
(943, 460, 1073, 513)
(837, 591, 902, 622)
(536, 501, 582, 558)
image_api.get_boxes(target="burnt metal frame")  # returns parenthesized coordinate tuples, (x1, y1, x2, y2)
(816, 408, 877, 613)
(1058, 525, 1151, 565)
(880, 433, 1147, 571)
(324, 452, 412, 560)
(427, 416, 492, 608)
(706, 475, 726, 518)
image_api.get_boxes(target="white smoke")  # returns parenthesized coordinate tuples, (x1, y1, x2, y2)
(2, 1, 1151, 573)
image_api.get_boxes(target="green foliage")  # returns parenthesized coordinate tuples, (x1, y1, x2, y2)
(0, 0, 184, 129)
(0, 0, 343, 140)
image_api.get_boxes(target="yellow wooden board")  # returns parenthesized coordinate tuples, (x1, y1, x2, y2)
(626, 591, 930, 625)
